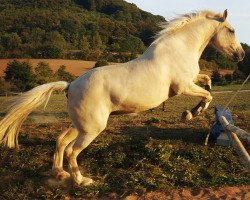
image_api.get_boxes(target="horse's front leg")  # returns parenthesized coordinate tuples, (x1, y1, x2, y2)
(193, 74, 212, 111)
(181, 78, 212, 121)
(195, 74, 212, 93)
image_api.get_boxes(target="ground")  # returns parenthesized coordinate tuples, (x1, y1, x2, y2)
(0, 89, 249, 199)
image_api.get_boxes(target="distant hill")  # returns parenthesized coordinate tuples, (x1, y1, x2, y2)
(0, 0, 249, 72)
(0, 0, 164, 60)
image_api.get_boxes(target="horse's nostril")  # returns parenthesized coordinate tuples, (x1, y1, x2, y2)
(233, 53, 238, 62)
(241, 51, 245, 59)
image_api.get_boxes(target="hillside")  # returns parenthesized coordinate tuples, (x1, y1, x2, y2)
(0, 0, 249, 71)
(0, 0, 164, 60)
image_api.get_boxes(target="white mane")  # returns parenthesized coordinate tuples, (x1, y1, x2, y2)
(153, 10, 222, 43)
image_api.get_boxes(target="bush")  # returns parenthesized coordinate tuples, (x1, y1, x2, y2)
(55, 65, 76, 82)
(94, 59, 109, 68)
(211, 69, 222, 85)
(4, 60, 37, 91)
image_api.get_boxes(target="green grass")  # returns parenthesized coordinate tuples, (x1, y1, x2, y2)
(212, 82, 250, 91)
(0, 90, 249, 199)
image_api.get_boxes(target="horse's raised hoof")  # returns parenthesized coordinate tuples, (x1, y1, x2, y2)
(181, 110, 193, 121)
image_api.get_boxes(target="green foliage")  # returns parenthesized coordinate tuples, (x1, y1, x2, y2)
(94, 59, 109, 68)
(34, 62, 54, 84)
(2, 60, 76, 92)
(120, 35, 146, 53)
(202, 45, 237, 70)
(233, 69, 246, 81)
(0, 0, 164, 60)
(79, 36, 91, 59)
(34, 46, 62, 59)
(55, 65, 76, 82)
(211, 69, 222, 85)
(4, 60, 37, 91)
(1, 33, 21, 51)
(238, 43, 250, 76)
(0, 0, 249, 68)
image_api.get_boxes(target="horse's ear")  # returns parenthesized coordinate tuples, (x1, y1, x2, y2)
(222, 9, 228, 21)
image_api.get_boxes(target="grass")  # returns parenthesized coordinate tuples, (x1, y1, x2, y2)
(212, 82, 250, 91)
(0, 87, 249, 199)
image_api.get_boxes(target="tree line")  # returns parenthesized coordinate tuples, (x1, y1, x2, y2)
(0, 60, 75, 94)
(0, 58, 248, 95)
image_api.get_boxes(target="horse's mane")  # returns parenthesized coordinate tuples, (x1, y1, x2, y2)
(153, 10, 222, 44)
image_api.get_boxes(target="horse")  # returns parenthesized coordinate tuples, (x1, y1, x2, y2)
(0, 10, 245, 185)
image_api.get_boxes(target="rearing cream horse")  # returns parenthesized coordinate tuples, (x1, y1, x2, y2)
(0, 10, 245, 185)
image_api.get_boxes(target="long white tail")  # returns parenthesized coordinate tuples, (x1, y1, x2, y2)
(0, 81, 69, 149)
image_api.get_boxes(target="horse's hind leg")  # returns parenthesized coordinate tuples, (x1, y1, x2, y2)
(66, 111, 108, 185)
(52, 126, 78, 180)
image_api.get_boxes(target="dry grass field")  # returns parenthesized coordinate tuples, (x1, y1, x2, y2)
(0, 59, 96, 76)
(0, 88, 249, 199)
(0, 59, 234, 78)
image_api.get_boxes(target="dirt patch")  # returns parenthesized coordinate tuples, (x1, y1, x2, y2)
(0, 59, 96, 76)
(123, 185, 250, 200)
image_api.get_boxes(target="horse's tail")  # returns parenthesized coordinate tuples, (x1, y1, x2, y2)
(0, 81, 69, 149)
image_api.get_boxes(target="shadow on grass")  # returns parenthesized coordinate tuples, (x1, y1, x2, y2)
(120, 124, 208, 145)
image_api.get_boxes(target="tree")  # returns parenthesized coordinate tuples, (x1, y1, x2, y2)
(120, 35, 145, 54)
(55, 65, 76, 82)
(1, 33, 21, 51)
(211, 69, 222, 85)
(224, 74, 233, 83)
(35, 46, 62, 58)
(35, 62, 54, 84)
(79, 36, 90, 59)
(233, 69, 246, 81)
(92, 31, 105, 50)
(94, 59, 108, 68)
(238, 43, 250, 76)
(4, 60, 37, 91)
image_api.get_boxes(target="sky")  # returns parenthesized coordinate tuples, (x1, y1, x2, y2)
(125, 0, 250, 45)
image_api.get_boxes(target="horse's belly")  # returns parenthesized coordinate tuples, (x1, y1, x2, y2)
(112, 93, 167, 114)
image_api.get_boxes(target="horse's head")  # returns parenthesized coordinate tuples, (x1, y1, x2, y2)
(211, 9, 245, 62)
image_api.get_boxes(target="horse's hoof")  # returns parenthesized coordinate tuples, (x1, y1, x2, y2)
(82, 177, 94, 186)
(53, 168, 71, 181)
(181, 110, 193, 121)
(75, 176, 94, 186)
(57, 171, 71, 181)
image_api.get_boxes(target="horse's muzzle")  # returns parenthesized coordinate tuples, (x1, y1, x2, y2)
(233, 50, 245, 62)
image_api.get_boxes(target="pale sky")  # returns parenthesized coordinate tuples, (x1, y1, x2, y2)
(125, 0, 250, 45)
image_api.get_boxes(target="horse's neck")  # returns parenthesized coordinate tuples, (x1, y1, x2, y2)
(154, 19, 219, 60)
(193, 20, 219, 58)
